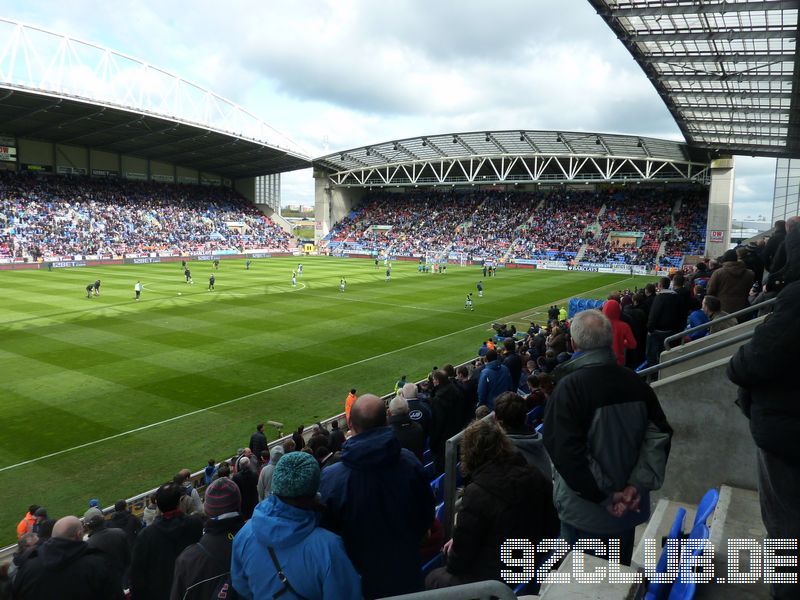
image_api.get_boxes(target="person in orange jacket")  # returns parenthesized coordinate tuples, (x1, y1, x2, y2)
(16, 505, 39, 539)
(345, 388, 357, 420)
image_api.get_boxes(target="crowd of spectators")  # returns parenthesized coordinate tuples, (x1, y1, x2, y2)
(325, 186, 709, 266)
(0, 173, 294, 260)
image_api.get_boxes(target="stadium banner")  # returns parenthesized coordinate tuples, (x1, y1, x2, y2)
(568, 265, 600, 272)
(248, 252, 272, 259)
(512, 258, 538, 265)
(124, 256, 162, 264)
(49, 260, 88, 268)
(194, 254, 216, 261)
(534, 260, 569, 271)
(91, 169, 119, 178)
(21, 163, 53, 173)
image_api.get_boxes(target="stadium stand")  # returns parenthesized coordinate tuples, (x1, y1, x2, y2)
(324, 186, 708, 267)
(0, 173, 294, 260)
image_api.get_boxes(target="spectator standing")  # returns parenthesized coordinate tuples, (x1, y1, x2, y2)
(477, 349, 514, 410)
(319, 394, 435, 598)
(707, 249, 755, 317)
(400, 382, 432, 437)
(248, 423, 268, 459)
(388, 395, 426, 461)
(12, 516, 123, 600)
(203, 459, 217, 486)
(703, 295, 734, 335)
(762, 219, 786, 273)
(602, 299, 637, 366)
(82, 507, 130, 590)
(494, 391, 552, 480)
(501, 338, 523, 389)
(107, 499, 141, 550)
(425, 420, 558, 589)
(170, 478, 244, 600)
(645, 277, 684, 366)
(544, 310, 672, 565)
(328, 420, 346, 453)
(232, 457, 259, 520)
(175, 469, 203, 514)
(623, 293, 648, 368)
(231, 452, 361, 599)
(430, 370, 468, 473)
(727, 221, 800, 600)
(291, 425, 306, 451)
(257, 446, 285, 501)
(16, 505, 38, 539)
(129, 483, 203, 600)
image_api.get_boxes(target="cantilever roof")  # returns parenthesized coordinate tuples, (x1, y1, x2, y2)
(589, 0, 800, 158)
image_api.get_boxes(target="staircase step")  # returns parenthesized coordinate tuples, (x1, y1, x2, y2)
(702, 485, 768, 599)
(538, 551, 641, 599)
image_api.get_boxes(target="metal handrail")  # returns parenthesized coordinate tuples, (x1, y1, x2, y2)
(663, 297, 775, 349)
(640, 331, 754, 378)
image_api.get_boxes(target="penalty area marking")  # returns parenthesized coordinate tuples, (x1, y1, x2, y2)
(0, 275, 633, 473)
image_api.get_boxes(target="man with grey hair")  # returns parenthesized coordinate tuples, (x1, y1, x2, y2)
(399, 381, 432, 437)
(12, 515, 123, 599)
(388, 394, 425, 461)
(543, 309, 673, 565)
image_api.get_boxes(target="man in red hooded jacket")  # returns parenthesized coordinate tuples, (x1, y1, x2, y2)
(602, 299, 637, 366)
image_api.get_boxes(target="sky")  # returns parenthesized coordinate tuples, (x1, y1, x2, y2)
(2, 1, 777, 219)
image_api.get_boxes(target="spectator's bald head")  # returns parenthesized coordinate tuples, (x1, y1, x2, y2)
(349, 394, 387, 434)
(52, 516, 83, 541)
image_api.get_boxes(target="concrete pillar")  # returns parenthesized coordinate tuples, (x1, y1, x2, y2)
(705, 156, 735, 259)
(314, 169, 332, 244)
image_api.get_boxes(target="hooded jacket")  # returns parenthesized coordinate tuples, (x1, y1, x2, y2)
(257, 446, 285, 501)
(389, 412, 426, 461)
(12, 537, 123, 600)
(129, 512, 203, 600)
(445, 454, 559, 582)
(707, 260, 755, 315)
(505, 426, 553, 480)
(602, 300, 637, 365)
(544, 350, 672, 534)
(477, 359, 514, 410)
(171, 516, 245, 600)
(728, 227, 800, 463)
(319, 426, 435, 599)
(231, 496, 360, 600)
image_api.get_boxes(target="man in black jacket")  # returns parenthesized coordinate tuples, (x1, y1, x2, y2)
(171, 477, 244, 600)
(107, 499, 141, 550)
(12, 515, 123, 600)
(248, 423, 268, 459)
(544, 309, 672, 566)
(388, 395, 425, 461)
(429, 370, 468, 474)
(762, 219, 786, 274)
(645, 277, 683, 366)
(130, 483, 203, 600)
(83, 507, 130, 590)
(728, 217, 800, 600)
(502, 338, 523, 391)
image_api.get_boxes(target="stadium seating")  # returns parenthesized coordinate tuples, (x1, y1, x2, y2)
(0, 172, 293, 259)
(644, 507, 686, 600)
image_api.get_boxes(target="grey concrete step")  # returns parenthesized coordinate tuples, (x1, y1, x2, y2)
(701, 485, 769, 600)
(538, 551, 642, 599)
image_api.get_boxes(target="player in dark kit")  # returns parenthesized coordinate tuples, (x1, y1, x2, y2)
(208, 274, 215, 291)
(181, 259, 187, 270)
(93, 279, 101, 296)
(213, 259, 219, 270)
(246, 259, 251, 270)
(86, 284, 94, 299)
(184, 268, 192, 283)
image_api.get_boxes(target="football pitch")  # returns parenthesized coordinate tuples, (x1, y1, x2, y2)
(0, 256, 651, 544)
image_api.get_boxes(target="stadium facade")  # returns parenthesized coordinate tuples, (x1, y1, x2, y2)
(0, 18, 310, 221)
(772, 157, 800, 222)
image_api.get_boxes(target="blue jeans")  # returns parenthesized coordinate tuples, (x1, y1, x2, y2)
(560, 522, 635, 566)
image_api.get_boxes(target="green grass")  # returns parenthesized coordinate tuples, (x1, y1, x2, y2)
(0, 257, 652, 545)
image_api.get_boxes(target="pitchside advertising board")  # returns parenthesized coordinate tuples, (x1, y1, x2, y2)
(514, 259, 649, 275)
(123, 257, 162, 264)
(0, 135, 16, 162)
(49, 260, 88, 268)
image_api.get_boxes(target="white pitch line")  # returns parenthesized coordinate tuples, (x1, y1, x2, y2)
(0, 273, 635, 473)
(0, 315, 491, 473)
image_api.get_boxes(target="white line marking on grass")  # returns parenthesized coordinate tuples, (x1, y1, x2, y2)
(0, 317, 494, 472)
(0, 274, 634, 472)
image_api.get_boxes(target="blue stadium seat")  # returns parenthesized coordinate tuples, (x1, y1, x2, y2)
(692, 488, 719, 529)
(421, 552, 443, 577)
(526, 406, 543, 427)
(645, 507, 686, 600)
(423, 461, 437, 480)
(430, 473, 445, 503)
(535, 423, 543, 434)
(422, 448, 432, 464)
(435, 501, 445, 523)
(666, 522, 710, 600)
